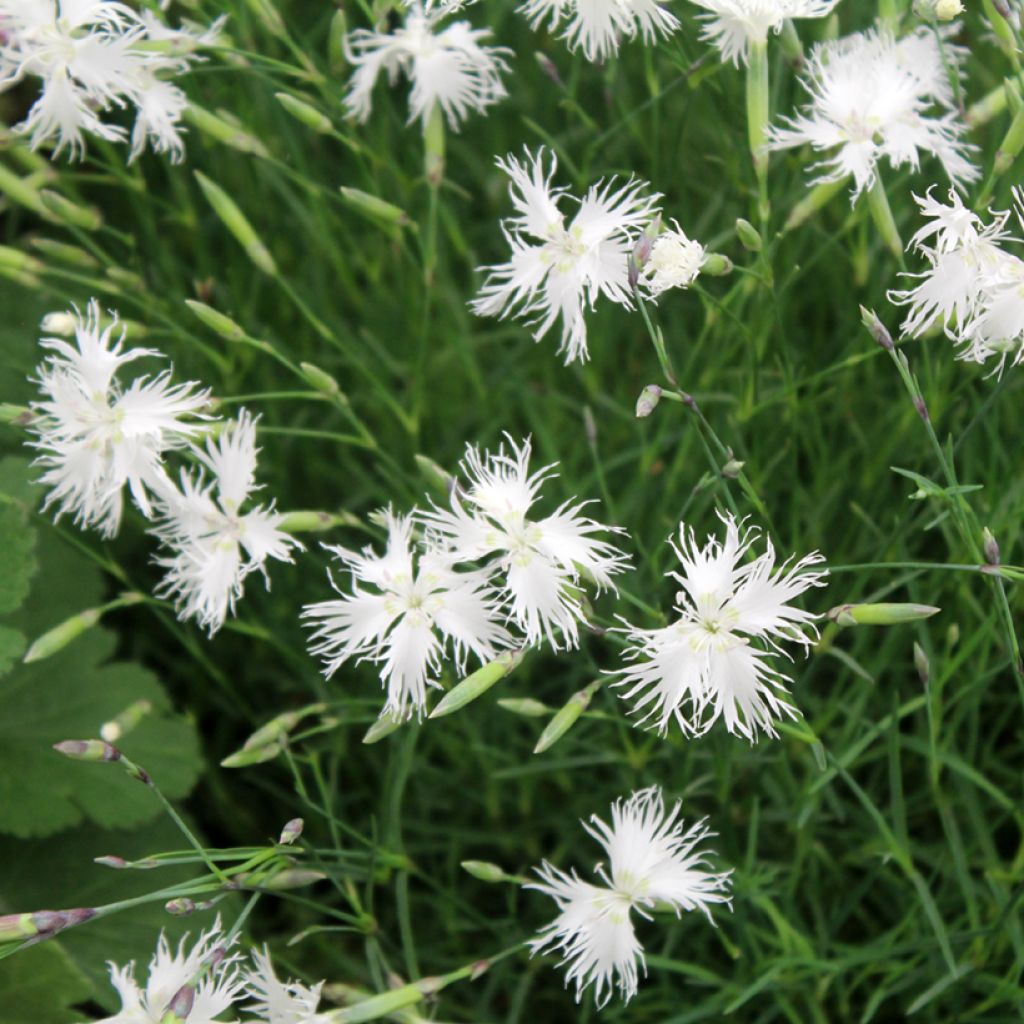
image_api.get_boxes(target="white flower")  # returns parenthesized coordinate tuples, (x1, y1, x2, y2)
(890, 188, 1024, 373)
(420, 435, 630, 650)
(154, 411, 302, 636)
(519, 0, 680, 62)
(527, 786, 731, 1007)
(27, 300, 209, 538)
(302, 510, 512, 720)
(688, 0, 840, 66)
(344, 1, 509, 129)
(95, 917, 243, 1024)
(471, 148, 660, 363)
(640, 220, 706, 297)
(0, 0, 217, 161)
(614, 513, 826, 741)
(243, 947, 329, 1024)
(767, 27, 977, 199)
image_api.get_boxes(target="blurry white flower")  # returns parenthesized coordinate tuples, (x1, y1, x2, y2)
(639, 220, 706, 297)
(0, 0, 218, 161)
(527, 786, 731, 1007)
(519, 0, 680, 62)
(689, 0, 840, 66)
(243, 947, 329, 1024)
(421, 435, 630, 650)
(27, 300, 209, 538)
(344, 1, 509, 129)
(890, 188, 1024, 373)
(302, 510, 512, 719)
(471, 148, 660, 363)
(767, 27, 977, 199)
(155, 411, 301, 636)
(615, 513, 826, 741)
(96, 917, 242, 1024)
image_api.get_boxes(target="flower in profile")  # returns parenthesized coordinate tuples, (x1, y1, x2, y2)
(344, 1, 509, 130)
(27, 300, 209, 538)
(890, 188, 1024, 373)
(688, 0, 840, 66)
(527, 786, 731, 1007)
(243, 947, 329, 1024)
(154, 411, 302, 636)
(303, 510, 512, 719)
(471, 148, 660, 363)
(638, 220, 706, 298)
(767, 27, 977, 199)
(421, 435, 630, 650)
(614, 513, 827, 741)
(0, 1, 219, 161)
(519, 0, 680, 62)
(95, 918, 242, 1024)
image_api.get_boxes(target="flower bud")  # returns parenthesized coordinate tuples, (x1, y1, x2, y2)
(299, 361, 343, 396)
(185, 104, 270, 159)
(700, 252, 733, 276)
(185, 299, 246, 341)
(827, 602, 940, 626)
(913, 642, 930, 686)
(24, 608, 102, 663)
(195, 171, 277, 276)
(429, 649, 526, 718)
(860, 306, 895, 351)
(40, 311, 78, 336)
(160, 984, 195, 1024)
(100, 698, 153, 743)
(534, 51, 563, 86)
(275, 92, 332, 134)
(279, 818, 304, 845)
(362, 711, 404, 745)
(339, 187, 411, 229)
(635, 384, 662, 418)
(328, 9, 348, 73)
(721, 458, 745, 479)
(31, 238, 99, 269)
(220, 738, 284, 768)
(735, 217, 762, 251)
(39, 190, 102, 231)
(496, 697, 552, 717)
(53, 739, 122, 763)
(165, 898, 196, 917)
(983, 527, 1001, 565)
(460, 860, 509, 883)
(533, 681, 600, 754)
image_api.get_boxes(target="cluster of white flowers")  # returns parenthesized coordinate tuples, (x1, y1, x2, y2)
(0, 0, 220, 161)
(890, 189, 1024, 373)
(615, 514, 827, 741)
(92, 921, 329, 1024)
(27, 301, 299, 635)
(303, 435, 628, 719)
(527, 786, 732, 1006)
(768, 27, 977, 199)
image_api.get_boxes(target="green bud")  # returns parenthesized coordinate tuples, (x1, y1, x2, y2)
(414, 453, 455, 496)
(24, 609, 102, 663)
(39, 190, 102, 231)
(220, 739, 284, 768)
(721, 458, 745, 479)
(0, 164, 52, 219)
(30, 237, 99, 269)
(0, 245, 43, 275)
(328, 9, 348, 73)
(496, 697, 552, 717)
(701, 252, 733, 276)
(860, 305, 895, 351)
(185, 104, 270, 158)
(0, 403, 34, 426)
(238, 868, 326, 890)
(275, 92, 333, 134)
(460, 860, 509, 883)
(947, 623, 960, 647)
(362, 712, 404, 745)
(277, 509, 358, 532)
(298, 360, 342, 396)
(165, 898, 196, 916)
(246, 0, 286, 35)
(827, 602, 941, 626)
(100, 698, 153, 743)
(533, 681, 599, 754)
(105, 266, 143, 292)
(340, 187, 412, 230)
(913, 642, 930, 686)
(635, 384, 662, 419)
(735, 218, 762, 251)
(53, 739, 121, 763)
(429, 649, 526, 718)
(195, 171, 277, 275)
(185, 300, 246, 341)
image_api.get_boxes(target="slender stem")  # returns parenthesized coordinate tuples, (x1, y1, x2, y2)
(746, 39, 770, 226)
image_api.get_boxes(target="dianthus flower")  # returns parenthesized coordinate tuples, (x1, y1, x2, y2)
(242, 947, 330, 1024)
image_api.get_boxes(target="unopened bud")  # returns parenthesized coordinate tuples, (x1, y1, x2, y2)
(721, 458, 745, 479)
(430, 649, 526, 718)
(238, 868, 326, 891)
(220, 738, 284, 768)
(497, 697, 552, 717)
(827, 602, 941, 626)
(860, 306, 895, 351)
(635, 384, 662, 418)
(40, 311, 78, 336)
(185, 300, 246, 341)
(627, 253, 640, 292)
(275, 92, 333, 134)
(101, 698, 153, 743)
(24, 608, 102, 663)
(0, 245, 43, 275)
(160, 984, 195, 1024)
(701, 252, 733, 276)
(339, 187, 411, 229)
(185, 104, 271, 159)
(535, 51, 563, 86)
(735, 218, 762, 251)
(415, 453, 455, 496)
(299, 361, 342, 397)
(276, 509, 357, 533)
(165, 898, 196, 916)
(94, 855, 129, 869)
(534, 681, 599, 754)
(53, 739, 121, 763)
(328, 9, 348, 73)
(983, 527, 1001, 565)
(195, 171, 277, 276)
(460, 860, 508, 883)
(947, 623, 960, 647)
(279, 818, 304, 845)
(39, 190, 102, 231)
(913, 642, 930, 686)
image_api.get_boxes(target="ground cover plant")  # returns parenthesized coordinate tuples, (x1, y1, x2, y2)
(0, 0, 1022, 1020)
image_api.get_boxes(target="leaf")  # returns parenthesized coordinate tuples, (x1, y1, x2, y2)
(0, 940, 93, 1023)
(0, 499, 37, 616)
(0, 625, 26, 677)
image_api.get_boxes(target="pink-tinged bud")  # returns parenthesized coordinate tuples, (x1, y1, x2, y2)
(94, 855, 129, 869)
(627, 253, 640, 292)
(53, 739, 121, 762)
(470, 959, 491, 981)
(983, 527, 1000, 566)
(860, 306, 894, 351)
(534, 51, 563, 87)
(913, 396, 929, 422)
(635, 384, 662, 418)
(160, 984, 195, 1024)
(279, 818, 304, 845)
(165, 898, 196, 916)
(913, 643, 929, 686)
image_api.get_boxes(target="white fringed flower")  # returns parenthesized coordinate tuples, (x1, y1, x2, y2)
(154, 411, 301, 636)
(0, 0, 219, 161)
(27, 300, 209, 538)
(615, 514, 827, 741)
(421, 435, 630, 650)
(640, 220, 706, 297)
(96, 918, 243, 1024)
(890, 188, 1024, 373)
(302, 510, 512, 720)
(519, 0, 680, 62)
(344, 1, 509, 129)
(471, 148, 660, 363)
(243, 947, 329, 1024)
(767, 28, 977, 199)
(688, 0, 840, 66)
(527, 786, 731, 1007)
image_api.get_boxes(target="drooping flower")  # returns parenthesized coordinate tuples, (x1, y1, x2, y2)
(519, 0, 680, 62)
(302, 510, 512, 720)
(767, 27, 977, 199)
(471, 148, 660, 363)
(420, 435, 630, 650)
(154, 411, 302, 636)
(95, 918, 243, 1024)
(243, 947, 329, 1024)
(888, 188, 1024, 373)
(527, 786, 731, 1007)
(638, 220, 707, 298)
(688, 0, 841, 66)
(0, 0, 219, 161)
(614, 513, 827, 741)
(344, 1, 509, 130)
(27, 300, 210, 538)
